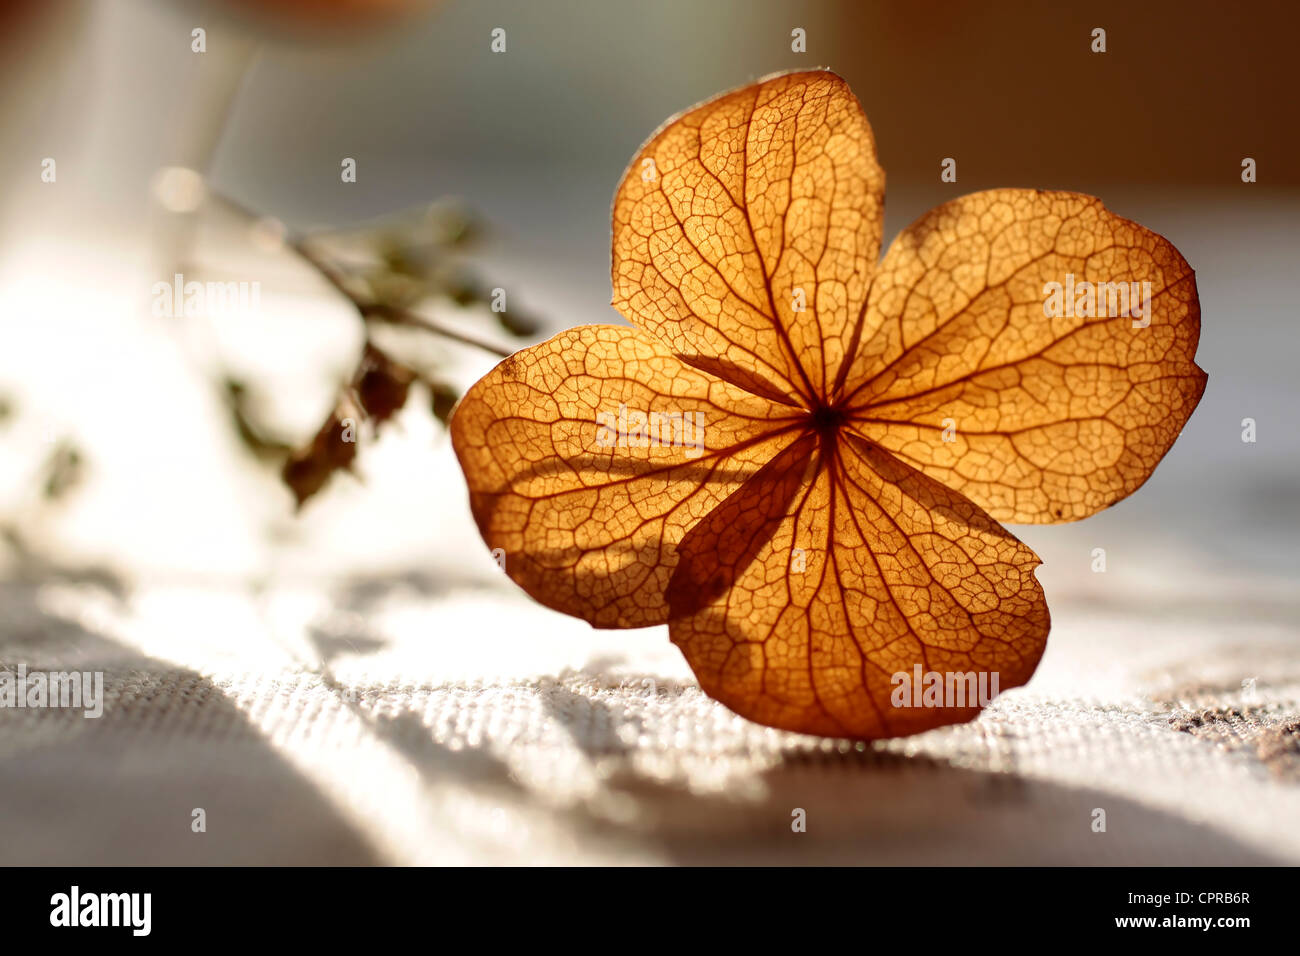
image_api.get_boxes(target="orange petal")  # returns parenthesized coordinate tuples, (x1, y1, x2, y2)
(450, 325, 804, 628)
(836, 189, 1206, 523)
(668, 433, 1049, 739)
(612, 69, 885, 408)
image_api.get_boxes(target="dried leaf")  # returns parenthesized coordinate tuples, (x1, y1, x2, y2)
(611, 70, 885, 406)
(452, 70, 1206, 739)
(667, 432, 1048, 738)
(451, 326, 802, 627)
(429, 381, 459, 428)
(224, 379, 293, 462)
(282, 396, 360, 508)
(836, 189, 1207, 522)
(41, 441, 84, 502)
(356, 344, 415, 427)
(492, 305, 539, 339)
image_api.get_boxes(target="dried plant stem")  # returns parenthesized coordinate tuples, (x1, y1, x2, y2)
(215, 192, 513, 359)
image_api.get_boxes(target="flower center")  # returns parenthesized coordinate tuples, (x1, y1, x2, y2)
(810, 404, 845, 434)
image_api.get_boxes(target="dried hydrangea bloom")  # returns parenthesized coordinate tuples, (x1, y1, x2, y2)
(451, 70, 1206, 739)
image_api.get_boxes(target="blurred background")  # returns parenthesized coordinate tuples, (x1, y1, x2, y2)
(0, 0, 1296, 865)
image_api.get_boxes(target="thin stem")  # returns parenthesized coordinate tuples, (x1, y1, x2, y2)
(215, 192, 514, 359)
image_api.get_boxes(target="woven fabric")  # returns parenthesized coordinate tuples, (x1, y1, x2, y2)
(2, 575, 1297, 866)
